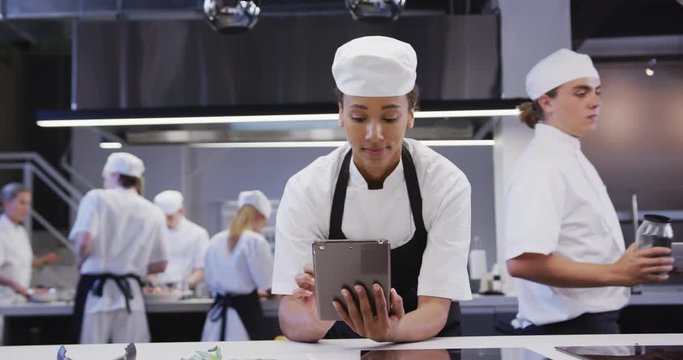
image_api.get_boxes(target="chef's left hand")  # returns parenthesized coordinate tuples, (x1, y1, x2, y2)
(333, 283, 404, 342)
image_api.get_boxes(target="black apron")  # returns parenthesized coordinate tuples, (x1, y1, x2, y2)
(72, 273, 144, 343)
(207, 290, 265, 340)
(324, 145, 462, 339)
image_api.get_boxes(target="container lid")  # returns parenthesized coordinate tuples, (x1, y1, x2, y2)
(644, 214, 671, 224)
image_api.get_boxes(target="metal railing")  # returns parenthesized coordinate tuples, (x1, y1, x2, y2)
(0, 152, 86, 251)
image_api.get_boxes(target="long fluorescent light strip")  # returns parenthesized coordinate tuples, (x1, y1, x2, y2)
(99, 142, 123, 149)
(191, 140, 494, 148)
(37, 109, 520, 127)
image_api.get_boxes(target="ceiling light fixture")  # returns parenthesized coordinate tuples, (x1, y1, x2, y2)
(37, 108, 520, 128)
(191, 139, 494, 148)
(204, 0, 260, 33)
(99, 141, 123, 149)
(346, 0, 406, 22)
(645, 57, 657, 77)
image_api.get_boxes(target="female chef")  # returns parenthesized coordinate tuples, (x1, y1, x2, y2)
(271, 36, 472, 342)
(201, 190, 274, 341)
(504, 49, 674, 335)
(0, 182, 59, 300)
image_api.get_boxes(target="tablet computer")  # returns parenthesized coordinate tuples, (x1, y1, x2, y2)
(312, 239, 391, 321)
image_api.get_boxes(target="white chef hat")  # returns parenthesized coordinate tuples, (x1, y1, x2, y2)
(237, 190, 272, 219)
(332, 36, 417, 97)
(525, 48, 600, 100)
(102, 152, 145, 178)
(154, 190, 184, 215)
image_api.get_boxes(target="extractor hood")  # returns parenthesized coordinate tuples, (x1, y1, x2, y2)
(36, 11, 511, 145)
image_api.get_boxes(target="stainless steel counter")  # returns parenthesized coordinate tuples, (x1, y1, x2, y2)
(1, 289, 681, 317)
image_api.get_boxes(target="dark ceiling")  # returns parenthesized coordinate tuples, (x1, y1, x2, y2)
(1, 0, 682, 53)
(571, 0, 683, 47)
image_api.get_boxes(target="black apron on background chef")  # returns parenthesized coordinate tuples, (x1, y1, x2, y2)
(70, 152, 169, 343)
(271, 36, 472, 342)
(201, 190, 274, 341)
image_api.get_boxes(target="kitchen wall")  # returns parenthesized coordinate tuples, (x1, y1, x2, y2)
(71, 128, 499, 270)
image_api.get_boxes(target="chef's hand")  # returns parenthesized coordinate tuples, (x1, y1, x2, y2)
(613, 243, 674, 286)
(33, 252, 59, 268)
(292, 263, 320, 316)
(279, 263, 334, 342)
(334, 283, 404, 342)
(11, 281, 29, 297)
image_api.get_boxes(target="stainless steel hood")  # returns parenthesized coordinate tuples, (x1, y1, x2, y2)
(64, 13, 504, 144)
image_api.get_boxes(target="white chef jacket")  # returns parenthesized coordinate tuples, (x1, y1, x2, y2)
(0, 214, 33, 302)
(201, 229, 273, 341)
(504, 123, 629, 327)
(155, 217, 209, 285)
(69, 187, 169, 314)
(271, 138, 472, 302)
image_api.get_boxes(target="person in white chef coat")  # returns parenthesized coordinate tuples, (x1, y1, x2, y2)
(152, 190, 209, 289)
(201, 190, 274, 341)
(0, 183, 60, 344)
(271, 36, 472, 342)
(0, 182, 60, 301)
(504, 49, 675, 335)
(69, 152, 169, 344)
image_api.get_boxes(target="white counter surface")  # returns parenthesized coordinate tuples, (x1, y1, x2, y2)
(0, 333, 681, 360)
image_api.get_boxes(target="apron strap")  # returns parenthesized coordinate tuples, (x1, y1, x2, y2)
(401, 145, 427, 233)
(92, 273, 143, 314)
(208, 290, 264, 340)
(71, 273, 143, 343)
(329, 149, 352, 240)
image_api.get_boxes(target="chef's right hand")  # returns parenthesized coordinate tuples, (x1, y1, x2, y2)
(613, 243, 674, 286)
(280, 263, 334, 342)
(11, 281, 29, 297)
(292, 263, 318, 314)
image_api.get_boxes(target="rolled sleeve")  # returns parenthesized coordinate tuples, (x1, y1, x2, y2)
(68, 190, 100, 241)
(148, 211, 170, 264)
(418, 169, 473, 301)
(271, 177, 326, 295)
(193, 229, 210, 269)
(503, 166, 565, 260)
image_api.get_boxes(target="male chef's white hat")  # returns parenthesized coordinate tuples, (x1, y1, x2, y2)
(102, 152, 145, 178)
(238, 190, 272, 219)
(154, 190, 184, 215)
(525, 48, 600, 100)
(332, 36, 417, 97)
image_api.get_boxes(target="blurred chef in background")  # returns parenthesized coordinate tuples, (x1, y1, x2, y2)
(0, 182, 60, 344)
(0, 182, 60, 301)
(70, 152, 169, 344)
(152, 190, 209, 289)
(201, 190, 274, 341)
(504, 49, 674, 335)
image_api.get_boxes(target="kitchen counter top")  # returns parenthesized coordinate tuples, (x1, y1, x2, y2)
(1, 289, 682, 317)
(0, 333, 681, 360)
